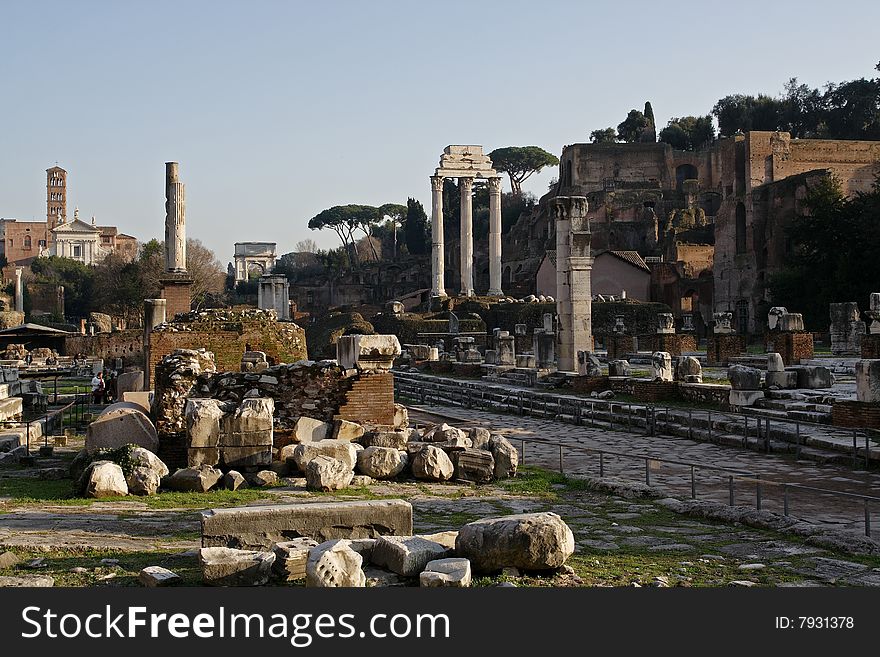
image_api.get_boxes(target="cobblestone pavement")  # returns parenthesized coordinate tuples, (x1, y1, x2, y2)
(409, 404, 880, 536)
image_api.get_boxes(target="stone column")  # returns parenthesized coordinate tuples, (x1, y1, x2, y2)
(554, 196, 592, 372)
(143, 298, 167, 390)
(164, 162, 187, 273)
(459, 177, 474, 296)
(488, 176, 503, 296)
(14, 267, 23, 313)
(430, 175, 446, 298)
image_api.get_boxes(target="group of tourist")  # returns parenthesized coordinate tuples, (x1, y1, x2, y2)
(90, 370, 118, 405)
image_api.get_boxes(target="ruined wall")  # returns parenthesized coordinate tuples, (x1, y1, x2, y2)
(832, 401, 880, 429)
(64, 330, 143, 366)
(766, 332, 814, 366)
(148, 309, 307, 387)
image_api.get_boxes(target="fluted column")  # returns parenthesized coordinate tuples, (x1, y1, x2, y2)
(488, 176, 503, 296)
(554, 196, 592, 372)
(430, 176, 446, 298)
(165, 162, 187, 272)
(459, 176, 474, 296)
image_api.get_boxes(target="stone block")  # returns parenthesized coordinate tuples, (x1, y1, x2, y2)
(305, 455, 353, 491)
(489, 435, 518, 479)
(420, 558, 471, 587)
(765, 371, 797, 389)
(336, 334, 401, 371)
(116, 370, 144, 396)
(608, 360, 631, 377)
(185, 399, 224, 448)
(728, 365, 762, 390)
(83, 461, 129, 498)
(272, 537, 319, 581)
(165, 465, 223, 492)
(199, 547, 275, 586)
(676, 356, 702, 383)
(468, 427, 491, 450)
(393, 403, 408, 429)
(856, 360, 880, 403)
(767, 307, 787, 331)
(305, 539, 365, 587)
(293, 416, 332, 443)
(86, 406, 158, 454)
(455, 513, 575, 573)
(356, 446, 408, 479)
(200, 499, 413, 549)
(729, 390, 764, 407)
(452, 448, 494, 483)
(223, 470, 247, 491)
(291, 439, 358, 471)
(793, 365, 834, 389)
(332, 419, 365, 441)
(139, 566, 181, 587)
(188, 447, 220, 467)
(411, 444, 454, 481)
(359, 429, 408, 449)
(371, 536, 451, 576)
(516, 354, 536, 368)
(121, 391, 152, 413)
(651, 352, 673, 382)
(766, 353, 784, 372)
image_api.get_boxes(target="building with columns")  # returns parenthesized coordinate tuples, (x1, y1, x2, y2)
(430, 145, 503, 298)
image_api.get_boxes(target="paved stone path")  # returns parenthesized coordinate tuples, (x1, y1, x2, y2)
(409, 404, 880, 536)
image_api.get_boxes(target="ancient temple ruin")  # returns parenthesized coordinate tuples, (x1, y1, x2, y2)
(430, 145, 503, 298)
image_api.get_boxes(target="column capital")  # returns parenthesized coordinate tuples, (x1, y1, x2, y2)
(459, 176, 474, 192)
(430, 175, 444, 192)
(487, 176, 503, 194)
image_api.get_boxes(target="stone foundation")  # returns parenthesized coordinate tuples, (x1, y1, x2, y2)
(766, 332, 814, 366)
(631, 380, 680, 402)
(706, 334, 747, 366)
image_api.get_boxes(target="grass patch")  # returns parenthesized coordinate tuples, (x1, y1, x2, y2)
(498, 466, 590, 499)
(0, 475, 275, 509)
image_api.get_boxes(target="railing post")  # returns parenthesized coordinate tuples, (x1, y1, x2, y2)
(728, 475, 735, 506)
(599, 452, 604, 478)
(590, 403, 595, 428)
(559, 445, 564, 474)
(766, 419, 771, 453)
(783, 485, 789, 516)
(688, 409, 693, 440)
(853, 429, 858, 468)
(645, 458, 650, 487)
(866, 500, 872, 538)
(707, 411, 712, 442)
(866, 432, 871, 469)
(690, 465, 696, 499)
(609, 404, 613, 431)
(795, 422, 801, 461)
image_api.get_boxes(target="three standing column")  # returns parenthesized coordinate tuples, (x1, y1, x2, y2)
(459, 177, 474, 297)
(430, 176, 446, 298)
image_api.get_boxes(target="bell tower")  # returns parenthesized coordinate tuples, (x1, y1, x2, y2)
(46, 166, 67, 230)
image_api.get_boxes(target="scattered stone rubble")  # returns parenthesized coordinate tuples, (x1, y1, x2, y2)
(194, 511, 575, 587)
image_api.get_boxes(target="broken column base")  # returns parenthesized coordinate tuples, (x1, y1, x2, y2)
(706, 334, 747, 366)
(605, 335, 634, 360)
(729, 389, 764, 407)
(765, 370, 798, 389)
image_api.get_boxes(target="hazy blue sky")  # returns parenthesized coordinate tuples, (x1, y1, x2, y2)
(1, 0, 878, 264)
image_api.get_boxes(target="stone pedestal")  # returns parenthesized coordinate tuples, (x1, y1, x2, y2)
(830, 302, 864, 356)
(706, 334, 746, 366)
(257, 274, 290, 320)
(497, 334, 515, 366)
(533, 330, 555, 369)
(861, 334, 880, 359)
(605, 335, 634, 361)
(159, 272, 193, 320)
(766, 332, 814, 366)
(650, 333, 696, 356)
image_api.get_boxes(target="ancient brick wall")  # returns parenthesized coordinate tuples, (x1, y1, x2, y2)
(706, 334, 746, 366)
(832, 401, 880, 429)
(648, 333, 697, 355)
(767, 332, 815, 366)
(64, 330, 143, 366)
(631, 380, 680, 402)
(861, 335, 880, 359)
(159, 280, 192, 319)
(572, 375, 633, 395)
(678, 383, 729, 407)
(336, 372, 395, 426)
(605, 335, 635, 360)
(148, 310, 307, 387)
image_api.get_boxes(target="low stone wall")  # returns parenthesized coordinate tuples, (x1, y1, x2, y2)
(832, 400, 880, 429)
(572, 375, 634, 395)
(64, 330, 143, 367)
(678, 383, 730, 407)
(767, 332, 814, 366)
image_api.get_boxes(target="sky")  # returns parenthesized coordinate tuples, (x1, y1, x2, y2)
(1, 0, 878, 265)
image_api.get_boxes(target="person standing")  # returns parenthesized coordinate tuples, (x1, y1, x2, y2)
(91, 371, 105, 405)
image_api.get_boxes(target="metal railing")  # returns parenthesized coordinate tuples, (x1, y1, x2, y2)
(397, 373, 880, 537)
(24, 389, 91, 457)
